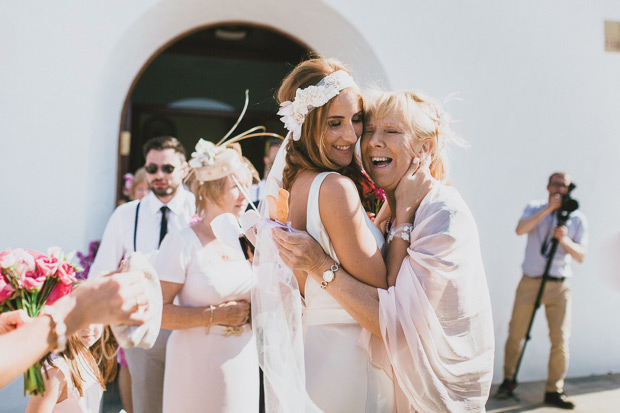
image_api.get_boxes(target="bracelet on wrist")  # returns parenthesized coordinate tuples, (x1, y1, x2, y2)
(387, 223, 414, 244)
(320, 261, 339, 289)
(41, 307, 67, 353)
(205, 305, 215, 335)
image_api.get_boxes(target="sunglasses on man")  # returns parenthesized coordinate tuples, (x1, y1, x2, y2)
(145, 164, 176, 174)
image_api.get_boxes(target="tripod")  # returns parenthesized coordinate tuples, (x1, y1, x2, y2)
(510, 206, 575, 389)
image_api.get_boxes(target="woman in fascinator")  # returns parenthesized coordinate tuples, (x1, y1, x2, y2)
(157, 104, 272, 412)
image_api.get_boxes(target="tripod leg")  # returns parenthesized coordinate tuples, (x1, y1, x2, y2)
(544, 281, 572, 393)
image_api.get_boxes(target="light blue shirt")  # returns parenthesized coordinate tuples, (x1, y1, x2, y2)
(521, 200, 587, 278)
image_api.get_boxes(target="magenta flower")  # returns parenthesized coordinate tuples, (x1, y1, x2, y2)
(46, 281, 72, 305)
(0, 273, 14, 302)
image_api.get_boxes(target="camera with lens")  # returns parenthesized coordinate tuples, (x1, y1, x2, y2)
(557, 182, 579, 224)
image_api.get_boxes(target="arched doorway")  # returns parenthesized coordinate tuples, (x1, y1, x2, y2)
(116, 23, 310, 203)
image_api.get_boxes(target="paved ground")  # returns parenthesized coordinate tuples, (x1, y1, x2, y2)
(487, 374, 620, 412)
(100, 373, 620, 413)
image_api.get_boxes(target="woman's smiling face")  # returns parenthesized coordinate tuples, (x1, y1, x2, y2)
(321, 88, 364, 168)
(361, 111, 422, 192)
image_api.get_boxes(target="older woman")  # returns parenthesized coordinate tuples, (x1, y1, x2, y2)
(157, 140, 258, 412)
(272, 90, 495, 412)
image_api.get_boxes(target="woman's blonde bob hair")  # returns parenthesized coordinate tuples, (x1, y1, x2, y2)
(185, 143, 257, 217)
(277, 56, 367, 195)
(364, 90, 458, 183)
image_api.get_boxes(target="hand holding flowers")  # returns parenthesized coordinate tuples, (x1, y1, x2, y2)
(0, 247, 80, 395)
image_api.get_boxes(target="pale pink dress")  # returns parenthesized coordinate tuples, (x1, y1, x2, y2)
(359, 183, 495, 412)
(157, 227, 259, 413)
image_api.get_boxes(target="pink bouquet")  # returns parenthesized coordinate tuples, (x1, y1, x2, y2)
(361, 171, 386, 221)
(0, 247, 79, 395)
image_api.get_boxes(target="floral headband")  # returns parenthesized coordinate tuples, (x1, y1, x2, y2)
(277, 70, 357, 141)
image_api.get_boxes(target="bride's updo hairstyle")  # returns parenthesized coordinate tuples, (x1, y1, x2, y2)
(277, 57, 367, 195)
(365, 90, 458, 184)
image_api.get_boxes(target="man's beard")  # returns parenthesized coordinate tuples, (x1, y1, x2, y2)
(150, 181, 179, 197)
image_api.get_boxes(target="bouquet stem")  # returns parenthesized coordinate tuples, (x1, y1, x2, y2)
(24, 361, 45, 396)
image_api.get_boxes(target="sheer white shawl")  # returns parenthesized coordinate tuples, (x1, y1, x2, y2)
(359, 183, 495, 412)
(251, 135, 321, 412)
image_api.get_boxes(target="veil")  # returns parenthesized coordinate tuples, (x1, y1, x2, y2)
(251, 134, 320, 412)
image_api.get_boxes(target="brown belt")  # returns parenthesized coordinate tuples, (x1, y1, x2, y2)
(524, 274, 566, 283)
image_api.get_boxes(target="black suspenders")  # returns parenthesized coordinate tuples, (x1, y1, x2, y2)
(133, 201, 141, 252)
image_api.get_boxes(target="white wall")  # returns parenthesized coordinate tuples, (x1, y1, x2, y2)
(0, 0, 619, 409)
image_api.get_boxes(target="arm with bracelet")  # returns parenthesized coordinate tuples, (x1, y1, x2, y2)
(0, 272, 153, 389)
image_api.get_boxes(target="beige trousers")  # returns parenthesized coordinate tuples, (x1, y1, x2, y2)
(503, 275, 572, 392)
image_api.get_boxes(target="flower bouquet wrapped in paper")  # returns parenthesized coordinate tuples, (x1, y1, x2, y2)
(0, 247, 79, 395)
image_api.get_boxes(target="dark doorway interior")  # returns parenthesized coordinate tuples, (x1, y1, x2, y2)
(118, 24, 310, 203)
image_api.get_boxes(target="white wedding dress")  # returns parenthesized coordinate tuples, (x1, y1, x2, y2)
(302, 172, 395, 412)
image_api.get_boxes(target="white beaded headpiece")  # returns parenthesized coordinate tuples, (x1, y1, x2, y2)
(277, 70, 357, 141)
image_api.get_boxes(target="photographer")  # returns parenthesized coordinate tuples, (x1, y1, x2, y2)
(497, 172, 587, 409)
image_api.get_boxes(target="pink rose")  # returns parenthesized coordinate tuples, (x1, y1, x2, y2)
(57, 262, 77, 285)
(0, 272, 15, 302)
(0, 250, 16, 269)
(22, 270, 46, 292)
(46, 281, 72, 305)
(12, 249, 36, 280)
(35, 256, 60, 278)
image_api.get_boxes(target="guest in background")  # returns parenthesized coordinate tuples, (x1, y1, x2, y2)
(158, 140, 259, 412)
(89, 136, 195, 413)
(129, 167, 150, 201)
(249, 137, 282, 205)
(26, 322, 117, 413)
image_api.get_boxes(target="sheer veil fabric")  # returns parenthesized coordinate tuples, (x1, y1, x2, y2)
(252, 134, 321, 412)
(359, 183, 495, 412)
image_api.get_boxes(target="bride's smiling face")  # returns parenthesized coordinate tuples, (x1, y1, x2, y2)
(320, 88, 364, 168)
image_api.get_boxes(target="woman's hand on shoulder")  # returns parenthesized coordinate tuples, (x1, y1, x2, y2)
(394, 157, 433, 225)
(272, 228, 332, 281)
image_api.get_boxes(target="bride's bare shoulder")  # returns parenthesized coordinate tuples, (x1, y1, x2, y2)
(319, 173, 360, 209)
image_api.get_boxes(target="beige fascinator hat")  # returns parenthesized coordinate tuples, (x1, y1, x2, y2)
(186, 91, 282, 206)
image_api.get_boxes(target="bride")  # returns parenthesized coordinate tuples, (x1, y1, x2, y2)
(254, 57, 395, 412)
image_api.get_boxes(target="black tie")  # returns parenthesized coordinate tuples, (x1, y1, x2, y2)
(159, 206, 170, 247)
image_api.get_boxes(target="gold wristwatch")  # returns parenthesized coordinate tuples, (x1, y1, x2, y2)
(320, 261, 339, 289)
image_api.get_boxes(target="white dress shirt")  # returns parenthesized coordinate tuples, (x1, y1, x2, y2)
(89, 189, 196, 278)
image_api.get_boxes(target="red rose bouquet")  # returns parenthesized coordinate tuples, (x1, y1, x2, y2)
(0, 247, 79, 395)
(361, 171, 386, 221)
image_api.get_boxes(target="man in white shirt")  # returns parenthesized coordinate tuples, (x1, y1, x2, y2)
(90, 136, 195, 413)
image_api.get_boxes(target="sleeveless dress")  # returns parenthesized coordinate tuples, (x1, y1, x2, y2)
(44, 355, 102, 413)
(157, 227, 259, 413)
(303, 172, 395, 412)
